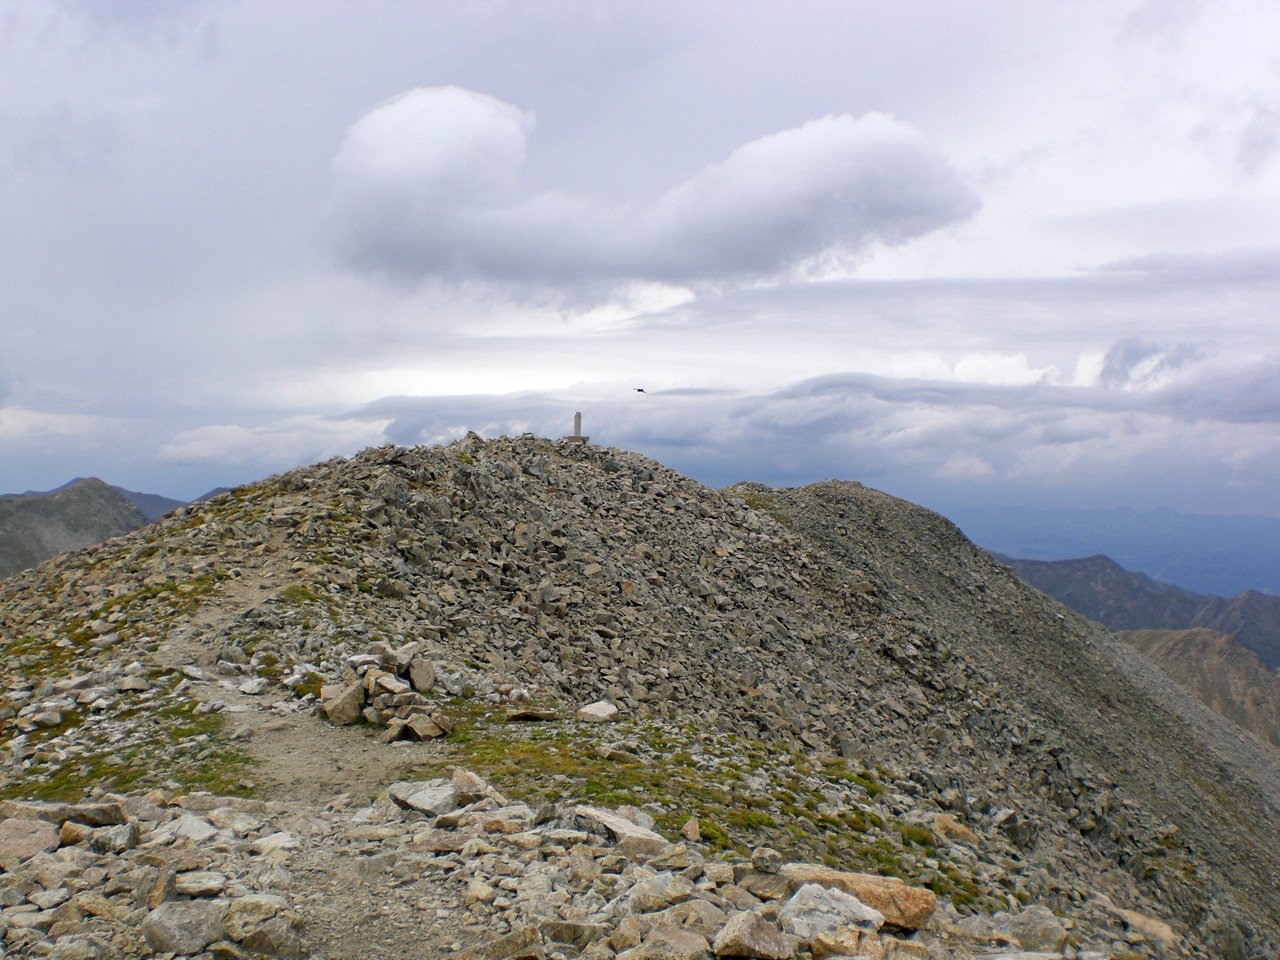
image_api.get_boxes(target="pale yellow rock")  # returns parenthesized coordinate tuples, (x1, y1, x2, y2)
(1117, 908, 1180, 953)
(779, 864, 937, 930)
(812, 928, 887, 959)
(929, 813, 978, 845)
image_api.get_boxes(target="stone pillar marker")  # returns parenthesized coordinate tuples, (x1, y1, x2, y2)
(567, 412, 588, 443)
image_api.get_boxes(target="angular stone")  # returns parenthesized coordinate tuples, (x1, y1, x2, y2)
(576, 700, 619, 722)
(174, 870, 228, 896)
(47, 938, 106, 960)
(381, 717, 409, 742)
(405, 712, 449, 739)
(0, 800, 128, 827)
(250, 831, 298, 857)
(704, 863, 736, 886)
(174, 813, 218, 843)
(207, 807, 264, 837)
(389, 779, 460, 817)
(451, 766, 501, 804)
(712, 910, 793, 959)
(408, 657, 437, 693)
(613, 898, 725, 951)
(929, 813, 978, 845)
(569, 805, 668, 858)
(649, 842, 697, 870)
(738, 871, 792, 901)
(779, 864, 936, 930)
(321, 679, 365, 725)
(777, 883, 884, 940)
(506, 707, 557, 721)
(142, 898, 229, 954)
(751, 846, 783, 874)
(681, 817, 701, 842)
(811, 928, 885, 959)
(375, 673, 410, 695)
(539, 919, 611, 948)
(30, 886, 70, 910)
(0, 817, 59, 863)
(446, 922, 544, 960)
(225, 893, 289, 941)
(59, 821, 93, 846)
(1115, 908, 1180, 953)
(618, 924, 712, 960)
(144, 865, 177, 909)
(1008, 904, 1068, 951)
(90, 821, 139, 853)
(241, 916, 303, 959)
(627, 872, 698, 913)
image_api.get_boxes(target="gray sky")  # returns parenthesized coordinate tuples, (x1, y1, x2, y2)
(2, 0, 1279, 519)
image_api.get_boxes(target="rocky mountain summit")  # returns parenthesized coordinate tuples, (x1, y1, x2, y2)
(2, 436, 1278, 960)
(0, 480, 151, 580)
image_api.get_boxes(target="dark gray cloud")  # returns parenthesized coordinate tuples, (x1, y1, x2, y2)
(330, 87, 978, 288)
(1235, 99, 1280, 176)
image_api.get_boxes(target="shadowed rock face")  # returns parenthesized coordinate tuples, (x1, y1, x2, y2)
(998, 554, 1209, 631)
(0, 477, 150, 578)
(1118, 628, 1280, 751)
(1003, 553, 1280, 671)
(1192, 591, 1280, 672)
(0, 436, 1278, 958)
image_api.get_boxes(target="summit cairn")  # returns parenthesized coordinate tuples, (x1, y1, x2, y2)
(565, 411, 589, 443)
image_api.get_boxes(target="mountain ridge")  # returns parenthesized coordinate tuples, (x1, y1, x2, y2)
(1002, 554, 1280, 671)
(1, 437, 1277, 958)
(950, 504, 1280, 597)
(1116, 628, 1280, 751)
(0, 477, 151, 580)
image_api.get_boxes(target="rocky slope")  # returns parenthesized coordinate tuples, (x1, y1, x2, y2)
(1003, 555, 1280, 671)
(2, 436, 1278, 959)
(0, 479, 150, 580)
(1116, 628, 1280, 751)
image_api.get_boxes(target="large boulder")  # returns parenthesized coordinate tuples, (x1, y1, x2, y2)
(712, 910, 793, 959)
(320, 678, 365, 725)
(777, 883, 884, 940)
(388, 779, 460, 817)
(778, 864, 936, 930)
(0, 817, 60, 863)
(142, 899, 229, 954)
(568, 805, 669, 858)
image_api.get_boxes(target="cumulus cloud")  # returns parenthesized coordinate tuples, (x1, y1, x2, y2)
(329, 87, 977, 288)
(1097, 338, 1200, 389)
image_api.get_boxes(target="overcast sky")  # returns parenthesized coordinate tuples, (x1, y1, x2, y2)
(2, 0, 1279, 522)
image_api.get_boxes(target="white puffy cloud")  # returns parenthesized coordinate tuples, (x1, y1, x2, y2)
(329, 88, 978, 288)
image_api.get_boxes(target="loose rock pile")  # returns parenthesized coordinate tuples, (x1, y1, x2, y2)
(0, 791, 303, 958)
(1, 766, 1164, 959)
